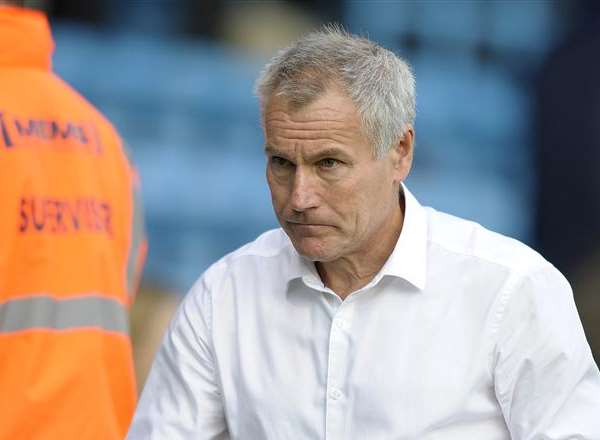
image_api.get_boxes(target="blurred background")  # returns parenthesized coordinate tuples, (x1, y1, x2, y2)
(28, 0, 600, 387)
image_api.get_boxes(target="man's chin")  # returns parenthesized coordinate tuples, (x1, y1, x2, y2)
(288, 236, 339, 262)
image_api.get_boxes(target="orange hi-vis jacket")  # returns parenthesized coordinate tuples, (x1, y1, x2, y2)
(0, 7, 147, 439)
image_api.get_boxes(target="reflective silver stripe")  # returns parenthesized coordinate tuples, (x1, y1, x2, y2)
(0, 295, 129, 334)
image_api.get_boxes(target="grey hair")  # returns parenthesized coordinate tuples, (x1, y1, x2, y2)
(254, 24, 416, 158)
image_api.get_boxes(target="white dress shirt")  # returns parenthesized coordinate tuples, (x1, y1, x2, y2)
(127, 186, 600, 439)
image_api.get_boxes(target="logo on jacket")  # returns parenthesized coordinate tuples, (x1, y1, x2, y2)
(19, 196, 113, 236)
(0, 111, 103, 154)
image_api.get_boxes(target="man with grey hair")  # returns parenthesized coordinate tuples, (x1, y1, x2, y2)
(128, 27, 600, 439)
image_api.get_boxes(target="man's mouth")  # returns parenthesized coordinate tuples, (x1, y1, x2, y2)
(286, 221, 333, 235)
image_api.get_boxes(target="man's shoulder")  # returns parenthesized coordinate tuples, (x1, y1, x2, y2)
(225, 227, 291, 261)
(201, 228, 292, 284)
(425, 207, 549, 273)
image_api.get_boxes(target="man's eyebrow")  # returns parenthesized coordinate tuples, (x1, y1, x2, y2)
(264, 145, 351, 161)
(264, 145, 290, 158)
(309, 147, 348, 159)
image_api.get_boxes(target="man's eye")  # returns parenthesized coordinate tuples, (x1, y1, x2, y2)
(318, 158, 340, 169)
(271, 156, 292, 168)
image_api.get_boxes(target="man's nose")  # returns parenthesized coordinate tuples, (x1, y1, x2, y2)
(289, 168, 318, 212)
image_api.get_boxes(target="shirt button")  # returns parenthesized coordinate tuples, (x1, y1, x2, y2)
(329, 388, 343, 400)
(335, 318, 347, 330)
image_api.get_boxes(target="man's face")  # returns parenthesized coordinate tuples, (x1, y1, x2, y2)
(264, 87, 413, 263)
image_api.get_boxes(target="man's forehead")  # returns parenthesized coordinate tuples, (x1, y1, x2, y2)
(265, 87, 358, 120)
(263, 114, 365, 151)
(264, 143, 350, 157)
(262, 87, 373, 157)
(264, 110, 355, 131)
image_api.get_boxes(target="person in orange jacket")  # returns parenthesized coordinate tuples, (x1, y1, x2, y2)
(0, 1, 147, 438)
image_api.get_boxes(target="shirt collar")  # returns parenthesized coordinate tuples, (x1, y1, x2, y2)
(284, 243, 321, 286)
(378, 183, 428, 290)
(0, 7, 54, 70)
(284, 182, 428, 292)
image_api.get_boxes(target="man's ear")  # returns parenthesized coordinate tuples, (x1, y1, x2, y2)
(390, 126, 414, 183)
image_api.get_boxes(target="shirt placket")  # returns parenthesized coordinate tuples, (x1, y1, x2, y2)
(325, 298, 352, 440)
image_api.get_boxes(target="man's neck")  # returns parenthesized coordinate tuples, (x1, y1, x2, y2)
(315, 205, 404, 300)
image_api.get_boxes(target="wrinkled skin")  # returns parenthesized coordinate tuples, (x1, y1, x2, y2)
(264, 87, 414, 296)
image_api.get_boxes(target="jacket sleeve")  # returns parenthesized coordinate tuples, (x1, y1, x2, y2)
(126, 276, 229, 439)
(493, 264, 600, 439)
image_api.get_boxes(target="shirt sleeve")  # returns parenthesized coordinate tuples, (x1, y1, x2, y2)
(493, 264, 600, 439)
(126, 277, 229, 439)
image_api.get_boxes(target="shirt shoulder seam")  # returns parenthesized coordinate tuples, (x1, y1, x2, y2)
(427, 238, 548, 274)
